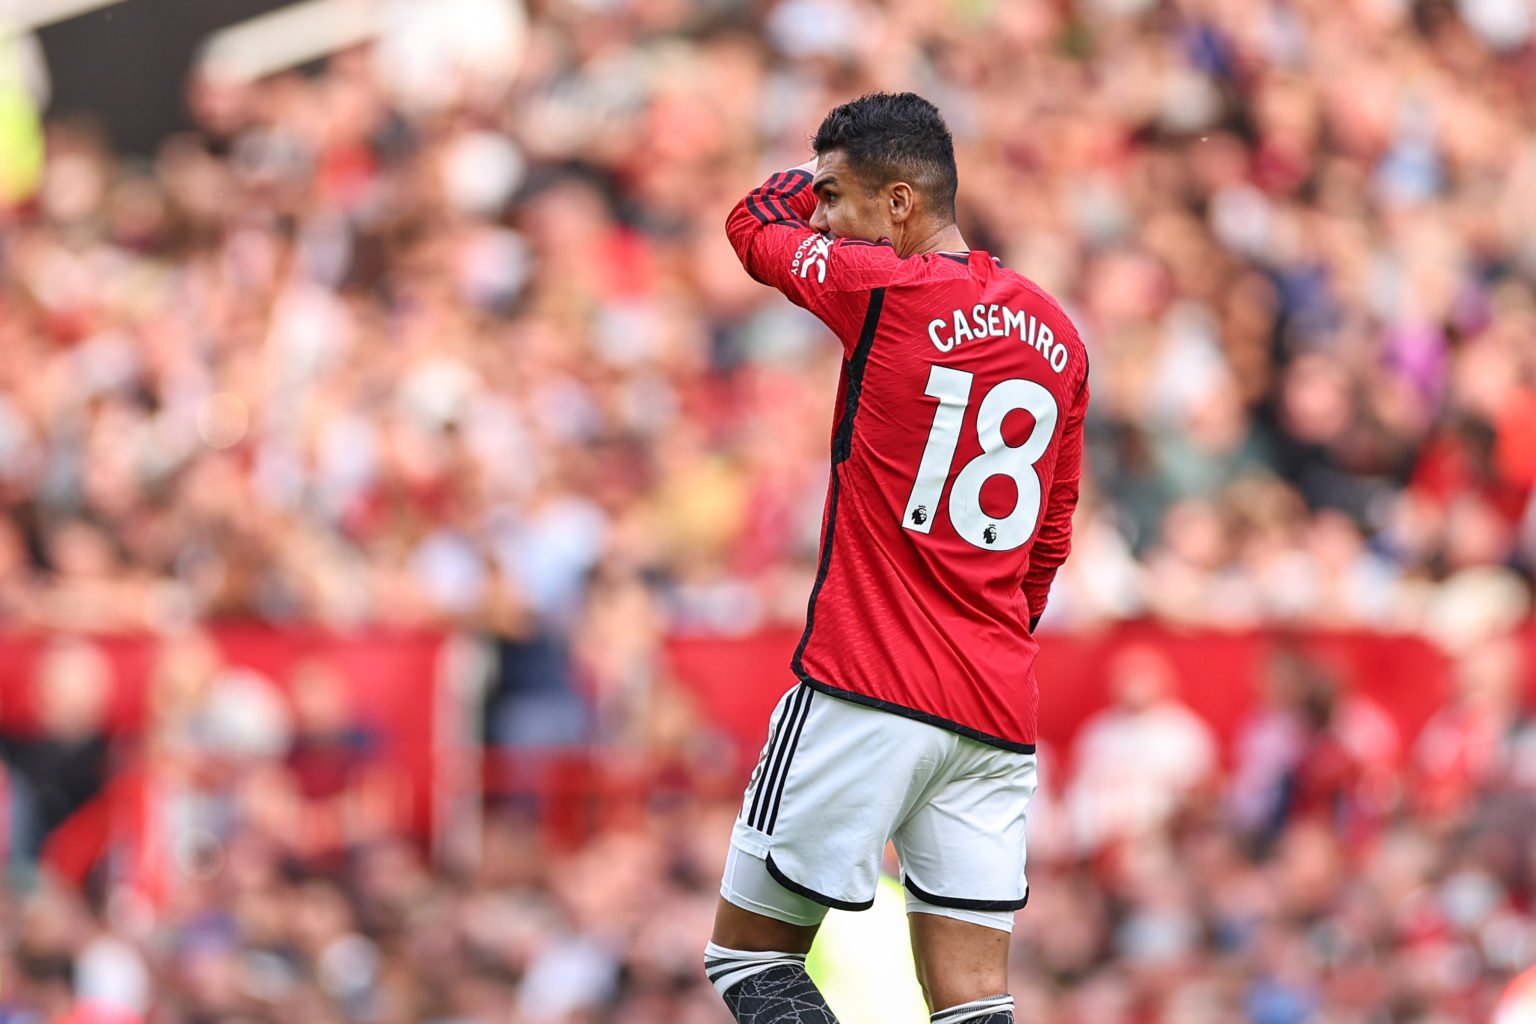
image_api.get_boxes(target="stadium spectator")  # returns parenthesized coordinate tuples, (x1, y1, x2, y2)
(1, 640, 113, 876)
(1416, 633, 1536, 815)
(0, 0, 1533, 1020)
(1229, 645, 1401, 850)
(0, 1, 1532, 645)
(1064, 644, 1216, 852)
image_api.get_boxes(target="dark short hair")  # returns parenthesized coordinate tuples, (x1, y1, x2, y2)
(812, 92, 958, 217)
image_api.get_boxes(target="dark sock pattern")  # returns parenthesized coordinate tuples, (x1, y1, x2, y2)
(721, 962, 841, 1024)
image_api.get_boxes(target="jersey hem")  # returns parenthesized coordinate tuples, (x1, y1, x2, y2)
(764, 853, 876, 912)
(795, 676, 1038, 755)
(904, 874, 1030, 912)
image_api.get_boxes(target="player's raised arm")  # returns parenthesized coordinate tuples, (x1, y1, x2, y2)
(723, 163, 902, 339)
(723, 159, 818, 268)
(1023, 375, 1090, 631)
(726, 95, 974, 355)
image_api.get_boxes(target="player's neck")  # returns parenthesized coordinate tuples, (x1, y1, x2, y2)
(901, 222, 969, 259)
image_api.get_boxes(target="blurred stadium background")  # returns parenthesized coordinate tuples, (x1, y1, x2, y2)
(1, 0, 1535, 1021)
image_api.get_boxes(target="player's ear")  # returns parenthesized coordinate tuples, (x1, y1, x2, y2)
(887, 181, 915, 224)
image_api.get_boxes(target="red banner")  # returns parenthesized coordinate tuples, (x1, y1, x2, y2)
(8, 622, 1534, 877)
(0, 626, 447, 838)
(663, 623, 1536, 772)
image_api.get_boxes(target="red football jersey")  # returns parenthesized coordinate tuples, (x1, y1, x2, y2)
(726, 168, 1089, 751)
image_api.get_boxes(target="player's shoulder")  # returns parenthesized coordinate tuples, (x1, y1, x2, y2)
(994, 262, 1089, 373)
(786, 236, 903, 292)
(994, 264, 1079, 335)
(828, 237, 902, 265)
(836, 245, 974, 291)
(974, 259, 1092, 395)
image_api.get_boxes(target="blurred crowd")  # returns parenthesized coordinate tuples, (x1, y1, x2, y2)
(3, 0, 1536, 644)
(5, 0, 1536, 1020)
(2, 630, 1534, 1022)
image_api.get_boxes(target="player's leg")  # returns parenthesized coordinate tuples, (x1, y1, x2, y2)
(907, 913, 1014, 1022)
(711, 892, 820, 953)
(707, 865, 833, 1024)
(708, 838, 829, 1016)
(705, 686, 839, 1023)
(707, 686, 944, 1024)
(893, 742, 1038, 1022)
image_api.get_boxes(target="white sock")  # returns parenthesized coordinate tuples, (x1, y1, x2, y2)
(932, 994, 1014, 1023)
(703, 942, 810, 999)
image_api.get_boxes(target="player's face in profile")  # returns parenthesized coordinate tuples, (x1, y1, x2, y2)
(809, 150, 895, 243)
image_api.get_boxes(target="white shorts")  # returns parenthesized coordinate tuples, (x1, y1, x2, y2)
(723, 684, 1038, 933)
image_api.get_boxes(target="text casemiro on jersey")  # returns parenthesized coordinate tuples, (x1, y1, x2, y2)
(928, 304, 1069, 374)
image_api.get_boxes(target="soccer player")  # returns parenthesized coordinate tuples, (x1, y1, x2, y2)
(704, 93, 1089, 1024)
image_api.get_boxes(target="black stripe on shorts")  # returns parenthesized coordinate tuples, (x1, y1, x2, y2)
(746, 686, 801, 828)
(765, 688, 813, 836)
(752, 686, 812, 833)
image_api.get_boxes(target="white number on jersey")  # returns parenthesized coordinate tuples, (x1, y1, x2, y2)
(901, 365, 1059, 551)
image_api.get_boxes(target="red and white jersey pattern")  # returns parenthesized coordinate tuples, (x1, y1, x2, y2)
(725, 168, 1089, 750)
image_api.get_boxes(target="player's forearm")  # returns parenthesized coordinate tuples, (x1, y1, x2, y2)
(1023, 380, 1089, 627)
(1023, 525, 1070, 621)
(1023, 493, 1078, 600)
(1022, 542, 1070, 627)
(724, 167, 818, 264)
(723, 167, 823, 304)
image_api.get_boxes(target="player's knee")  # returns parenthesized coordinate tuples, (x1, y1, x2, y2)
(713, 880, 822, 953)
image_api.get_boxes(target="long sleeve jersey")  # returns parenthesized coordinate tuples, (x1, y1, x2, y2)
(726, 167, 1089, 750)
